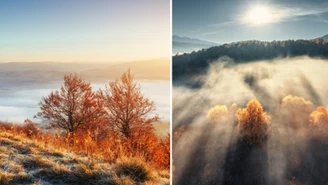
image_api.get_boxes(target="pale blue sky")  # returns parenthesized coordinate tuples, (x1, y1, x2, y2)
(173, 0, 328, 43)
(0, 0, 170, 62)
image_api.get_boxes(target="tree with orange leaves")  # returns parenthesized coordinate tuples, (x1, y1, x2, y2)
(154, 134, 170, 169)
(236, 100, 270, 145)
(280, 95, 314, 129)
(37, 74, 102, 145)
(309, 106, 328, 140)
(99, 70, 159, 141)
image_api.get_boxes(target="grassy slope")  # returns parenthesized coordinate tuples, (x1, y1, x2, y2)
(0, 132, 169, 185)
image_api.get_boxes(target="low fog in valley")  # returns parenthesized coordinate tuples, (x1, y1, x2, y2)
(0, 59, 170, 123)
(173, 56, 328, 185)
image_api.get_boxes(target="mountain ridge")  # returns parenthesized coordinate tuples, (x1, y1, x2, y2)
(0, 59, 169, 89)
(173, 35, 219, 54)
(173, 39, 328, 82)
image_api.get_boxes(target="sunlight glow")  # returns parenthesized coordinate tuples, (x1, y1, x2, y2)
(242, 5, 283, 26)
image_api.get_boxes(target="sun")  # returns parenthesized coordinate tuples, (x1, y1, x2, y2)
(247, 5, 272, 25)
(243, 5, 280, 26)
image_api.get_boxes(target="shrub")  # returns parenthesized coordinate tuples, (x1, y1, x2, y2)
(22, 119, 41, 138)
(22, 119, 42, 138)
(115, 157, 154, 183)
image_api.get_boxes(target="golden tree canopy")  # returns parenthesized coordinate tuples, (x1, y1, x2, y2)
(236, 100, 270, 145)
(309, 106, 328, 140)
(280, 95, 314, 129)
(206, 105, 229, 124)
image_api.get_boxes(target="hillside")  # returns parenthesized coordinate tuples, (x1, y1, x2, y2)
(320, 34, 328, 41)
(173, 39, 328, 81)
(0, 126, 169, 185)
(173, 35, 218, 54)
(314, 34, 328, 41)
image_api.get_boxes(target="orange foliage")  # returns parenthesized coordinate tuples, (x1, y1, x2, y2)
(36, 74, 103, 145)
(153, 134, 170, 169)
(206, 103, 238, 124)
(236, 100, 270, 145)
(29, 71, 168, 169)
(96, 70, 166, 166)
(99, 69, 159, 140)
(22, 119, 41, 138)
(206, 105, 229, 124)
(280, 95, 314, 129)
(309, 106, 328, 140)
(0, 120, 169, 169)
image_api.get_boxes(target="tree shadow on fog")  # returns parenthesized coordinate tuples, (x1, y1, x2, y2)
(174, 124, 271, 185)
(298, 73, 322, 106)
(287, 139, 328, 185)
(244, 74, 277, 111)
(174, 124, 232, 185)
(222, 138, 269, 185)
(174, 128, 328, 185)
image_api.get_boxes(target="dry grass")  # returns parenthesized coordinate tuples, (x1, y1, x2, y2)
(115, 157, 156, 183)
(0, 126, 169, 185)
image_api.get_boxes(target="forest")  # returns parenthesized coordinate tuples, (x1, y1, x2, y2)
(173, 51, 328, 184)
(173, 39, 328, 82)
(174, 96, 328, 185)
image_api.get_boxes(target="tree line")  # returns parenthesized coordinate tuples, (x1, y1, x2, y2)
(173, 39, 328, 80)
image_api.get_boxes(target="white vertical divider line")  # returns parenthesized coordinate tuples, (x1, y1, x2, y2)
(170, 0, 173, 184)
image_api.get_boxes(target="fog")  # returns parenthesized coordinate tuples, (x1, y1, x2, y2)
(173, 56, 328, 185)
(0, 81, 170, 123)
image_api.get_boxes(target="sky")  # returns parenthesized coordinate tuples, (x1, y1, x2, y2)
(173, 0, 328, 44)
(0, 0, 169, 62)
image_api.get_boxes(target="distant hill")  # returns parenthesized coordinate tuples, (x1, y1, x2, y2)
(320, 34, 328, 41)
(312, 34, 328, 41)
(81, 59, 170, 81)
(173, 39, 328, 81)
(0, 62, 116, 72)
(0, 59, 169, 89)
(173, 35, 218, 54)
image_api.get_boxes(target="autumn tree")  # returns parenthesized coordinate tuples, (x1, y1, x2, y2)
(206, 103, 238, 124)
(206, 105, 229, 124)
(309, 106, 328, 140)
(236, 100, 270, 145)
(280, 95, 314, 129)
(99, 70, 159, 141)
(37, 74, 102, 145)
(154, 134, 170, 169)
